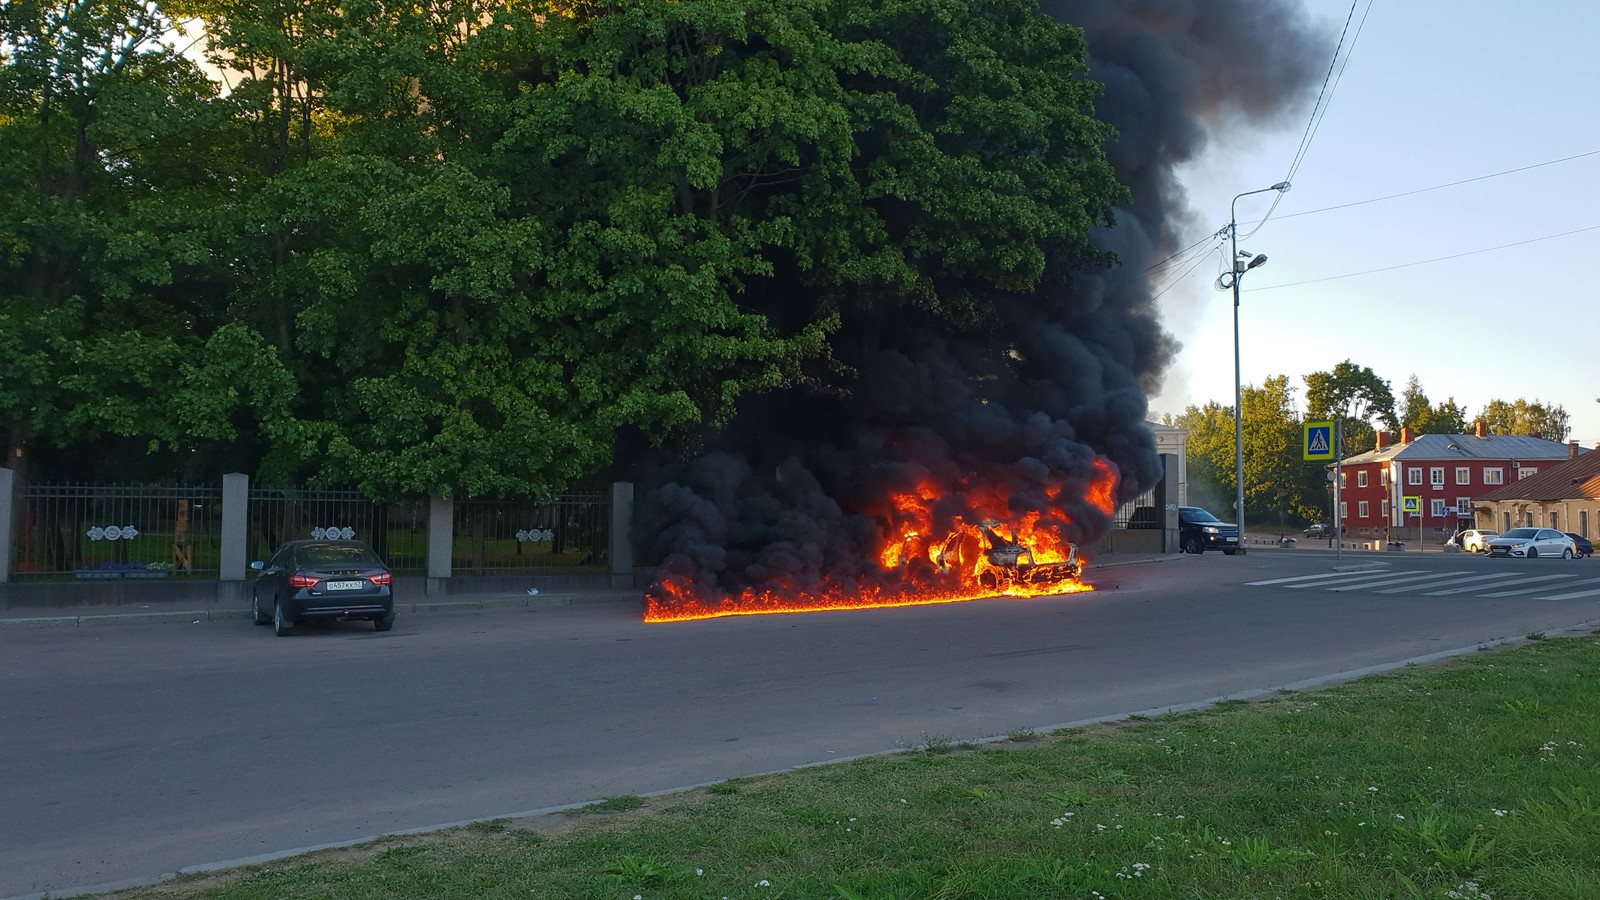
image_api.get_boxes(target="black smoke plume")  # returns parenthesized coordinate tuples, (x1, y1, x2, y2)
(629, 0, 1325, 611)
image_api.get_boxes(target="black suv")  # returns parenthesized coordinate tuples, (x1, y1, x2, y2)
(1178, 506, 1241, 555)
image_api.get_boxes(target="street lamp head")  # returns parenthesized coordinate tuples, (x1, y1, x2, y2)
(1271, 181, 1291, 192)
(1245, 253, 1269, 270)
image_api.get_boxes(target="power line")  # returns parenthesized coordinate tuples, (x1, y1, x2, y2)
(1261, 148, 1600, 222)
(1237, 0, 1373, 243)
(1244, 224, 1600, 292)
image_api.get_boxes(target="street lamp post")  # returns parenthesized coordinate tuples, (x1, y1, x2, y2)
(1226, 181, 1290, 550)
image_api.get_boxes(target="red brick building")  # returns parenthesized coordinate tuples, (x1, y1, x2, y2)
(1334, 423, 1584, 541)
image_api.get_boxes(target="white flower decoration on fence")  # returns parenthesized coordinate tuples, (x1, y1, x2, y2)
(311, 526, 356, 540)
(515, 528, 556, 543)
(86, 525, 140, 541)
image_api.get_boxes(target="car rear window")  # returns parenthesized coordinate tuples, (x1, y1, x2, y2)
(300, 544, 382, 565)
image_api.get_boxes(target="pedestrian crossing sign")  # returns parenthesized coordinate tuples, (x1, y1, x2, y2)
(1303, 421, 1334, 460)
(1402, 496, 1421, 515)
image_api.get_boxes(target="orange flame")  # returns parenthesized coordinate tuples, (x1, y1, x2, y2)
(643, 456, 1120, 623)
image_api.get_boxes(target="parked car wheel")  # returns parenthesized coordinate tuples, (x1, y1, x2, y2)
(1563, 548, 1573, 560)
(251, 591, 270, 626)
(1222, 548, 1240, 556)
(1527, 548, 1538, 559)
(1184, 535, 1203, 554)
(374, 615, 395, 632)
(273, 600, 297, 637)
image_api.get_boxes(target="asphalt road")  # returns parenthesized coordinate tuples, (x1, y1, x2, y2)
(4, 550, 1599, 898)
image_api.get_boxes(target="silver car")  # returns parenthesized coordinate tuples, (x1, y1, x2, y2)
(1453, 528, 1498, 553)
(1483, 528, 1576, 559)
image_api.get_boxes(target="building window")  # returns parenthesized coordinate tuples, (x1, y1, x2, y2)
(1457, 497, 1472, 515)
(1431, 499, 1448, 517)
(1408, 467, 1422, 486)
(1455, 467, 1470, 485)
(1340, 501, 1348, 520)
(1429, 467, 1444, 487)
(1339, 473, 1347, 489)
(1502, 511, 1511, 531)
(1381, 500, 1390, 517)
(1357, 471, 1369, 488)
(1484, 468, 1504, 485)
(1550, 512, 1560, 529)
(1525, 511, 1534, 526)
(1519, 467, 1538, 479)
(1581, 510, 1590, 538)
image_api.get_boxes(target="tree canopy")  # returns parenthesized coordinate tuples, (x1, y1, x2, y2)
(2, 0, 1127, 496)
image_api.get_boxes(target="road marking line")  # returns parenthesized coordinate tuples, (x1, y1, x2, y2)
(1324, 572, 1474, 592)
(1477, 575, 1596, 598)
(1246, 571, 1391, 586)
(1530, 581, 1600, 601)
(1367, 573, 1518, 595)
(1279, 570, 1436, 590)
(1417, 573, 1537, 595)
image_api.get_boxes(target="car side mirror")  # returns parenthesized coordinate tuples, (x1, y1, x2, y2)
(250, 561, 264, 571)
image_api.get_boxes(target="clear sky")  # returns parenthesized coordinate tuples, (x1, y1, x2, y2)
(1150, 0, 1600, 449)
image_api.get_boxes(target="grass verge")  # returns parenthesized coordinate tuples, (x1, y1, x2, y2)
(117, 635, 1600, 899)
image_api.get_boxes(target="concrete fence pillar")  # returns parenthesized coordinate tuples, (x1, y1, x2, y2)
(609, 481, 634, 590)
(0, 467, 16, 583)
(426, 494, 453, 588)
(220, 473, 249, 581)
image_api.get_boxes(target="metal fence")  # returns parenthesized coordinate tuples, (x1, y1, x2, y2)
(247, 487, 428, 575)
(452, 494, 609, 575)
(1112, 488, 1158, 529)
(12, 483, 224, 579)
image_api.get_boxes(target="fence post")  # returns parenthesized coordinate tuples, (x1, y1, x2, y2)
(609, 481, 633, 590)
(426, 493, 453, 594)
(220, 473, 249, 581)
(0, 467, 15, 583)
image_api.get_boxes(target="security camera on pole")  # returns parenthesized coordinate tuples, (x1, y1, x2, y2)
(1217, 181, 1291, 551)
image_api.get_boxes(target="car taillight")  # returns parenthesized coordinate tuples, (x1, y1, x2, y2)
(369, 572, 392, 585)
(289, 573, 320, 588)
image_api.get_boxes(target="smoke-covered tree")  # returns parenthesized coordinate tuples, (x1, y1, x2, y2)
(1304, 360, 1397, 455)
(3, 0, 1132, 497)
(1398, 375, 1468, 435)
(1479, 398, 1570, 442)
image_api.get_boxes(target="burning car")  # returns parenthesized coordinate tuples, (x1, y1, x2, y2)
(907, 519, 1081, 593)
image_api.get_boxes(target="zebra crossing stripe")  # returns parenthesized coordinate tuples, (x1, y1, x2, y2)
(1246, 570, 1389, 587)
(1324, 571, 1473, 592)
(1373, 573, 1518, 595)
(1529, 580, 1600, 601)
(1417, 573, 1527, 595)
(1476, 575, 1592, 598)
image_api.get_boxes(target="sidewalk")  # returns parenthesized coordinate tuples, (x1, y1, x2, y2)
(0, 552, 1185, 629)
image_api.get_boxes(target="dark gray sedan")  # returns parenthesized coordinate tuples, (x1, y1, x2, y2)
(250, 540, 396, 636)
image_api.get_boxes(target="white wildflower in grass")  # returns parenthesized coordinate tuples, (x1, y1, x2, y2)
(1175, 814, 1185, 819)
(755, 879, 771, 888)
(1492, 808, 1507, 817)
(1368, 786, 1380, 793)
(1395, 814, 1406, 820)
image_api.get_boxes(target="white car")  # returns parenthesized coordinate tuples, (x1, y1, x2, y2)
(1453, 529, 1498, 553)
(1483, 528, 1576, 559)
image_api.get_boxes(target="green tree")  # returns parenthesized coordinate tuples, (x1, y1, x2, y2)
(1478, 398, 1570, 442)
(1398, 375, 1468, 435)
(1303, 360, 1397, 455)
(1168, 375, 1325, 528)
(4, 0, 1128, 497)
(0, 0, 233, 479)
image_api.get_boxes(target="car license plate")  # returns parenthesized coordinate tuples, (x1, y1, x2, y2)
(325, 580, 364, 591)
(1225, 536, 1238, 543)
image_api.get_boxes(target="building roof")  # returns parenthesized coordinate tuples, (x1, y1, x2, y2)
(1341, 433, 1581, 466)
(1475, 447, 1600, 503)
